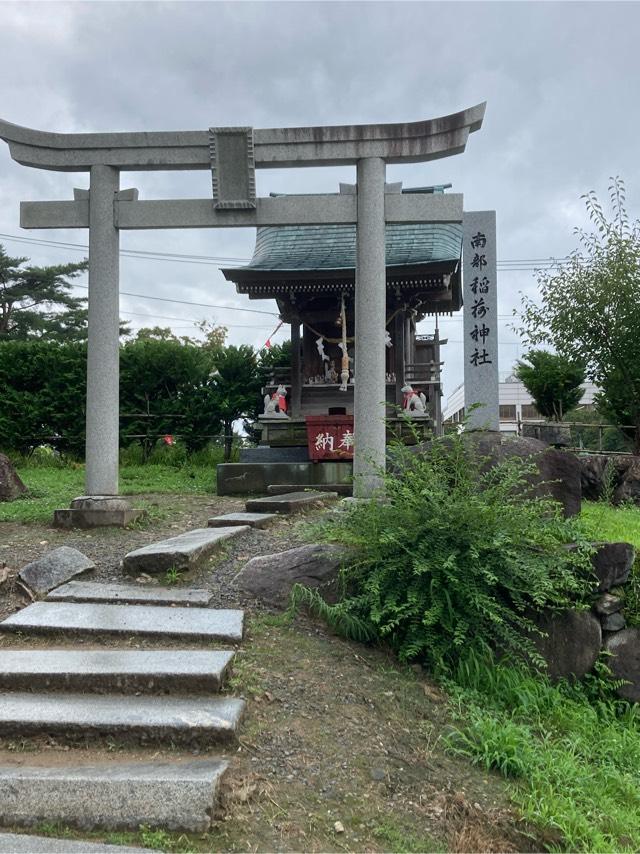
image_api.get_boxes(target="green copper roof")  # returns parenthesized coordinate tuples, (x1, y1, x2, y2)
(245, 222, 462, 272)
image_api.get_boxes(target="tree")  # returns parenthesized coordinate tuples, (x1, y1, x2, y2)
(518, 178, 640, 452)
(258, 339, 292, 373)
(133, 321, 226, 350)
(0, 246, 88, 339)
(515, 350, 585, 421)
(192, 319, 227, 352)
(0, 245, 131, 340)
(0, 339, 87, 456)
(210, 345, 262, 461)
(120, 338, 218, 455)
(133, 326, 181, 342)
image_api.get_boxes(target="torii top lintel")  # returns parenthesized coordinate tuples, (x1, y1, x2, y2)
(0, 103, 485, 172)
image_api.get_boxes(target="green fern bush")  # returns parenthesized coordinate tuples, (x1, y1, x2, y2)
(296, 433, 595, 670)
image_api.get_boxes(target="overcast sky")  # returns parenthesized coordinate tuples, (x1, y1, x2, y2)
(1, 0, 639, 398)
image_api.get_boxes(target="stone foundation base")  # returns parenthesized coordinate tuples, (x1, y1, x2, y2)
(217, 461, 353, 495)
(53, 495, 143, 529)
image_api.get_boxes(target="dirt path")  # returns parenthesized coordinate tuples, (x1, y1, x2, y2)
(0, 496, 536, 852)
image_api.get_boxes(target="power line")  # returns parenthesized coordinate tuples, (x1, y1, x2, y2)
(0, 233, 248, 266)
(119, 309, 272, 329)
(0, 231, 572, 269)
(70, 283, 280, 317)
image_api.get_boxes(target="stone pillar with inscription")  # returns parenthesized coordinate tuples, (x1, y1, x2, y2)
(462, 211, 499, 431)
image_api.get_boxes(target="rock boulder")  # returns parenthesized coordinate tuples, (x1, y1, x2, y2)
(591, 541, 635, 592)
(0, 455, 27, 502)
(410, 433, 582, 517)
(18, 547, 95, 597)
(579, 454, 610, 501)
(534, 609, 602, 681)
(234, 543, 351, 608)
(614, 458, 640, 504)
(577, 453, 640, 506)
(604, 628, 640, 702)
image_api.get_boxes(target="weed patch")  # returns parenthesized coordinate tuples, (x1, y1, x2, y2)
(444, 654, 640, 851)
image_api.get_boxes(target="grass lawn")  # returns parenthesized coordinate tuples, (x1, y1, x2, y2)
(581, 500, 640, 551)
(0, 464, 215, 524)
(446, 654, 640, 852)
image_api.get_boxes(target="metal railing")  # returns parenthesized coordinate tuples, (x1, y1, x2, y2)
(519, 419, 634, 454)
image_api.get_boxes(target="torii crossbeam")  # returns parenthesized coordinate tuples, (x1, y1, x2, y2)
(0, 104, 491, 524)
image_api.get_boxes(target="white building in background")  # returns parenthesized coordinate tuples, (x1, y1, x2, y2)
(443, 375, 598, 434)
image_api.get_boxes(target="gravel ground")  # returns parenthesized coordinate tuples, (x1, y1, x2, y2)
(0, 492, 313, 620)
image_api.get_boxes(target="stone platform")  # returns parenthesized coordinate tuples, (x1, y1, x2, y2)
(217, 460, 352, 495)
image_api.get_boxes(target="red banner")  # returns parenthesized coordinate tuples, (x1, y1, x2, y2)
(305, 415, 354, 460)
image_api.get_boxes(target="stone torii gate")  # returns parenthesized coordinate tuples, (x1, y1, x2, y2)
(0, 104, 495, 523)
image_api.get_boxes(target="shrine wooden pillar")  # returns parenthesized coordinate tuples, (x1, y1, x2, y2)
(394, 309, 405, 408)
(290, 319, 302, 417)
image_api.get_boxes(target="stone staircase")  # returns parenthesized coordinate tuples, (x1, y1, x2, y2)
(0, 584, 244, 838)
(0, 491, 338, 847)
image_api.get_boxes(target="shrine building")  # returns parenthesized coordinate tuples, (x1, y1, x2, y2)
(219, 183, 462, 493)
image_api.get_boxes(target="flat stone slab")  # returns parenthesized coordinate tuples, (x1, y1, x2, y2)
(245, 491, 338, 514)
(0, 602, 244, 642)
(46, 580, 213, 607)
(18, 547, 95, 597)
(122, 526, 249, 575)
(208, 511, 278, 529)
(0, 692, 245, 745)
(0, 833, 152, 853)
(0, 758, 228, 832)
(266, 483, 352, 496)
(0, 649, 234, 694)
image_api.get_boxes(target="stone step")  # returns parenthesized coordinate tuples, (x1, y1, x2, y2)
(0, 758, 228, 832)
(245, 490, 338, 514)
(208, 511, 278, 529)
(266, 482, 352, 496)
(46, 580, 213, 607)
(0, 602, 244, 643)
(0, 649, 234, 694)
(122, 526, 249, 576)
(0, 833, 153, 853)
(0, 692, 245, 746)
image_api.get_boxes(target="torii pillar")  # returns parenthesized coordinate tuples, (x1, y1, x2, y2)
(354, 157, 386, 496)
(86, 165, 121, 497)
(0, 105, 487, 523)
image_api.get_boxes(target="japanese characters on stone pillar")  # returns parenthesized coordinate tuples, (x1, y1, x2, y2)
(463, 211, 499, 430)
